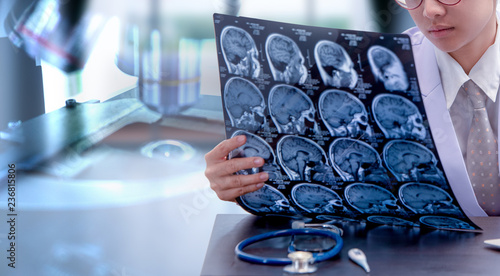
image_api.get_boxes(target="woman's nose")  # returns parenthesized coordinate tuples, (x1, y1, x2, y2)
(421, 0, 447, 19)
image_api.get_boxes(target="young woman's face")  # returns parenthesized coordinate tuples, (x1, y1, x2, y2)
(408, 0, 497, 55)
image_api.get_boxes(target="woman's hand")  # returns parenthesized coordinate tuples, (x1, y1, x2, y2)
(204, 135, 269, 202)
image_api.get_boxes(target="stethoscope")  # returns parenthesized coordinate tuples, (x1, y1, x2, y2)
(234, 222, 346, 274)
(235, 221, 371, 274)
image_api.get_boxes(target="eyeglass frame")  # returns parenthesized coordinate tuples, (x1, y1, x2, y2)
(395, 0, 462, 10)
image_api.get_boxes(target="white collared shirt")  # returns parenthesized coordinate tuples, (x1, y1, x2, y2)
(434, 21, 500, 159)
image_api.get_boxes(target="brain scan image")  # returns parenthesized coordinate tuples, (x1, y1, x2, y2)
(277, 135, 335, 182)
(229, 130, 281, 180)
(419, 216, 475, 230)
(399, 183, 460, 216)
(383, 140, 446, 184)
(329, 138, 390, 185)
(372, 94, 426, 140)
(269, 85, 318, 135)
(345, 183, 403, 214)
(221, 26, 261, 79)
(319, 90, 373, 138)
(211, 14, 481, 231)
(367, 45, 409, 91)
(367, 216, 417, 227)
(224, 77, 266, 132)
(291, 183, 347, 213)
(265, 34, 308, 85)
(314, 40, 358, 89)
(239, 184, 296, 214)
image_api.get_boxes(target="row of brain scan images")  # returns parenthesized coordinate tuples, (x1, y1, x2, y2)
(229, 130, 446, 186)
(220, 26, 410, 91)
(224, 77, 426, 140)
(237, 182, 474, 230)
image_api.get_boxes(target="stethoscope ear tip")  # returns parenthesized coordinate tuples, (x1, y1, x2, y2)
(291, 220, 306, 229)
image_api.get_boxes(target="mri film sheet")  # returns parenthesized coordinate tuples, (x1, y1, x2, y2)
(213, 14, 479, 231)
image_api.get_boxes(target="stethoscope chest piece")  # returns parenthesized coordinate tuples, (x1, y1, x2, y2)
(283, 251, 317, 274)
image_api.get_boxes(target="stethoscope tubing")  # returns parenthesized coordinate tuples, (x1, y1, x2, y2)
(235, 228, 343, 265)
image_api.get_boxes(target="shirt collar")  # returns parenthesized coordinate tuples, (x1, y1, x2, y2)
(434, 20, 500, 109)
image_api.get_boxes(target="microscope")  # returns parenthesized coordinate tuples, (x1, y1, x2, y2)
(0, 0, 241, 179)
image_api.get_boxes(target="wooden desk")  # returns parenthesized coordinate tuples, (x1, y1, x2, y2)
(201, 214, 500, 276)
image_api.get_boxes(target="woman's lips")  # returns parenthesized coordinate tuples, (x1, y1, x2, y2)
(428, 26, 455, 38)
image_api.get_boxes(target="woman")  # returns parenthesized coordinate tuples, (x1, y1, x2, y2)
(204, 0, 499, 216)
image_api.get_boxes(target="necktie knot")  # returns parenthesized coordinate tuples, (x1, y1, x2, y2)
(464, 80, 487, 109)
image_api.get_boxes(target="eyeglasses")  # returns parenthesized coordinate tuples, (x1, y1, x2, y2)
(395, 0, 462, 10)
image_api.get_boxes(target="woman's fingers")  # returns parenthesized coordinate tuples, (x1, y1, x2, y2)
(212, 172, 268, 202)
(210, 154, 265, 177)
(204, 135, 269, 202)
(205, 135, 246, 165)
(206, 157, 268, 193)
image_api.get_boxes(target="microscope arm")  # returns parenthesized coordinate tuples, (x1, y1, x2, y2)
(0, 89, 161, 181)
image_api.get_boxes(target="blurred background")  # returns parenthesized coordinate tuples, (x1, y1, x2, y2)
(0, 0, 414, 275)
